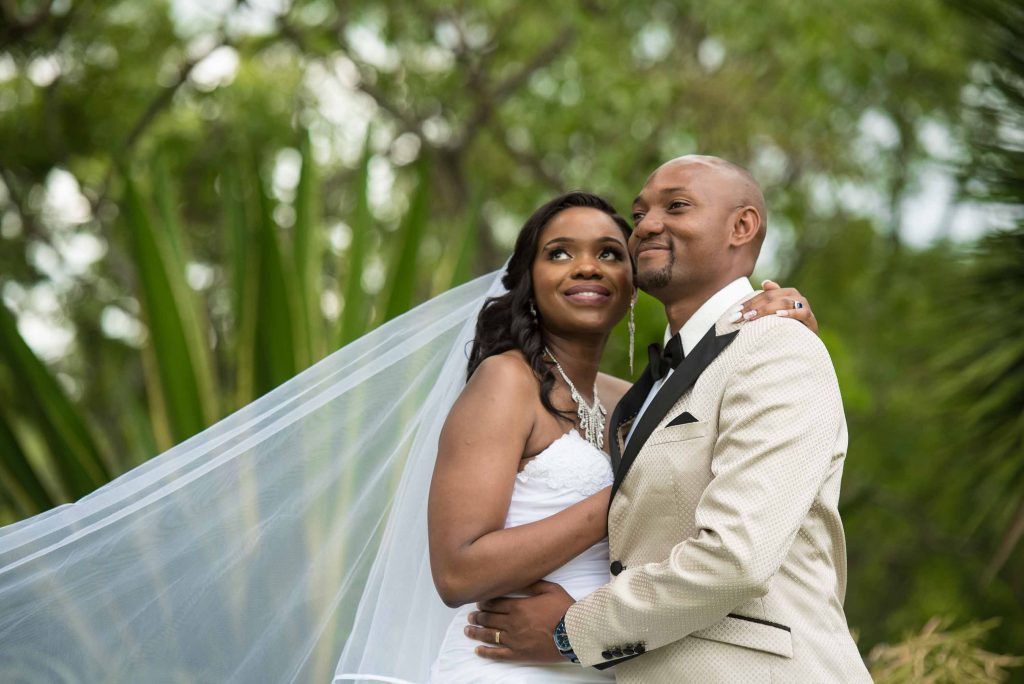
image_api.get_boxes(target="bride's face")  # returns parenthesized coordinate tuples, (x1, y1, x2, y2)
(531, 207, 634, 337)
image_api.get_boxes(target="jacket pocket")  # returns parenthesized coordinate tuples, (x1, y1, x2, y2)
(690, 613, 794, 658)
(646, 420, 708, 446)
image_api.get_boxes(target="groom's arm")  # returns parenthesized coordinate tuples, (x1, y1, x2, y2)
(565, 319, 847, 667)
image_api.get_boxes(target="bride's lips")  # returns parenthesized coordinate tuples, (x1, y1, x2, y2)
(563, 284, 612, 305)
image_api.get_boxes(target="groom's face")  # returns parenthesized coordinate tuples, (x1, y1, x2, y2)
(628, 160, 736, 301)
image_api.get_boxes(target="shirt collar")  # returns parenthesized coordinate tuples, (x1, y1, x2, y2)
(664, 277, 755, 356)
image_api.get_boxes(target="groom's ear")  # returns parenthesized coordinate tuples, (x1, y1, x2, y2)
(729, 205, 761, 248)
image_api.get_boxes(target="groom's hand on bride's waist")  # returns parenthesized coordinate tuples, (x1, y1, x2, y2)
(465, 580, 573, 663)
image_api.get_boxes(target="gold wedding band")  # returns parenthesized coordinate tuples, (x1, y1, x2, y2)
(494, 630, 501, 645)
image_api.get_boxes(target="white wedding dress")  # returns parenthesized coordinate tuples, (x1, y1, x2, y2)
(428, 429, 616, 683)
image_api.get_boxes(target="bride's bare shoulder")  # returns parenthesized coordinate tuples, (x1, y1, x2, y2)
(442, 351, 538, 442)
(446, 352, 540, 431)
(468, 351, 538, 391)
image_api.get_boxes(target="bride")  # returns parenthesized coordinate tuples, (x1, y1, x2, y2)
(0, 193, 813, 683)
(427, 191, 633, 682)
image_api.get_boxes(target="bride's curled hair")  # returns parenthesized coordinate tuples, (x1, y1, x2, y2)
(467, 191, 632, 419)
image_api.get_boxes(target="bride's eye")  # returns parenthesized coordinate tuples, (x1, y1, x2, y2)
(599, 247, 624, 260)
(547, 248, 570, 260)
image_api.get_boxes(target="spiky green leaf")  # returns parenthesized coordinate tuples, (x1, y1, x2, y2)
(339, 133, 373, 346)
(293, 132, 324, 360)
(382, 155, 431, 322)
(0, 408, 55, 514)
(120, 167, 216, 446)
(252, 158, 305, 394)
(0, 303, 109, 497)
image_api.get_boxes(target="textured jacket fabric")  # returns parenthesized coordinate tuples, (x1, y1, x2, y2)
(564, 297, 872, 683)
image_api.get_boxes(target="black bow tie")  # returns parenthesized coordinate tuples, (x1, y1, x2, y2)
(648, 335, 684, 381)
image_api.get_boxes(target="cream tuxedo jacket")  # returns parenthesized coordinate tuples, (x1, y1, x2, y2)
(564, 299, 872, 683)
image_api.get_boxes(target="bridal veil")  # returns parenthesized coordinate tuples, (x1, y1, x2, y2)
(0, 268, 507, 683)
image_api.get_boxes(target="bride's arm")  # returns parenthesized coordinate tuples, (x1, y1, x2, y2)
(428, 354, 609, 608)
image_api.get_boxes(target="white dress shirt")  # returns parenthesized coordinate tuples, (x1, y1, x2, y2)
(624, 277, 754, 446)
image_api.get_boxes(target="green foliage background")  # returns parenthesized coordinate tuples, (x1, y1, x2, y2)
(0, 0, 1021, 679)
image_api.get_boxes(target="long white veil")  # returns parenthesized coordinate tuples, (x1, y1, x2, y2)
(0, 268, 506, 683)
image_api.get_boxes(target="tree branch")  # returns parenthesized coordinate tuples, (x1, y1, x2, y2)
(90, 34, 231, 213)
(276, 13, 424, 138)
(0, 165, 41, 240)
(984, 494, 1024, 585)
(0, 0, 55, 49)
(456, 25, 576, 149)
(488, 124, 563, 191)
(120, 40, 226, 156)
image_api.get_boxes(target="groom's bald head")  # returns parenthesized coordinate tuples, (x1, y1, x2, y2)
(646, 155, 767, 254)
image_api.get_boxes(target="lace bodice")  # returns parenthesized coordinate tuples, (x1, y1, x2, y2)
(515, 430, 613, 497)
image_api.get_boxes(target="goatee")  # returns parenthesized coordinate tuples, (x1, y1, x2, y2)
(636, 252, 674, 291)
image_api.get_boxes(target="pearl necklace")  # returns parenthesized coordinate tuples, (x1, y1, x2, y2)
(544, 347, 606, 450)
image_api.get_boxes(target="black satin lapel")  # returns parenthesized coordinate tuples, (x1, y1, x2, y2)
(609, 364, 655, 473)
(610, 327, 740, 502)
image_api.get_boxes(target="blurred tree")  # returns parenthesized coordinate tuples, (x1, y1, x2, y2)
(0, 0, 1020, 674)
(949, 0, 1024, 589)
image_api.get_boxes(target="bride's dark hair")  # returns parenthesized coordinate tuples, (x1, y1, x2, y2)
(466, 191, 632, 419)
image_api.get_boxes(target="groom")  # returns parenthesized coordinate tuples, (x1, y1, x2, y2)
(466, 155, 871, 682)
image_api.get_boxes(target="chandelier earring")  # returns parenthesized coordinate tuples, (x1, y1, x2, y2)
(628, 294, 636, 375)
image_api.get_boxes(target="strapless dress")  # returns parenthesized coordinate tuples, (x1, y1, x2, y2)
(428, 430, 615, 683)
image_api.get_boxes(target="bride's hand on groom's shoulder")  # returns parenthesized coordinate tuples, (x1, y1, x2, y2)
(465, 580, 574, 664)
(736, 280, 819, 334)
